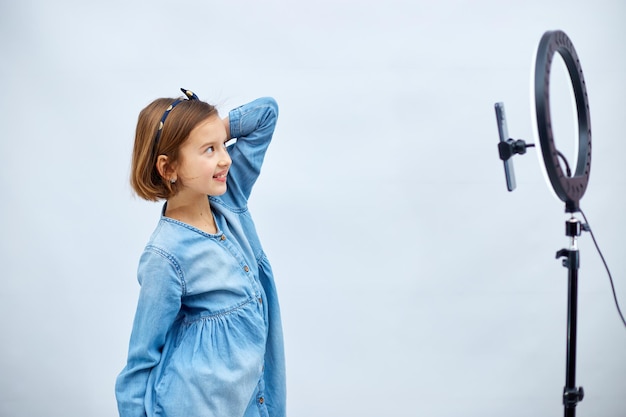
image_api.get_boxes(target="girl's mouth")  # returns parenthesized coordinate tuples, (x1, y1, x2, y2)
(213, 171, 228, 182)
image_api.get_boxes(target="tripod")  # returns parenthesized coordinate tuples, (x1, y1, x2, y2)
(556, 215, 585, 416)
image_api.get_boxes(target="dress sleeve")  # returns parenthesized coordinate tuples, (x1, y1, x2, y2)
(115, 247, 184, 417)
(221, 97, 278, 208)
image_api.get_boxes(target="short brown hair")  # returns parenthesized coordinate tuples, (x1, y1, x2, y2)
(130, 97, 217, 201)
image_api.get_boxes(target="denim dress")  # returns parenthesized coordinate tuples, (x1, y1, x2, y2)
(115, 98, 286, 417)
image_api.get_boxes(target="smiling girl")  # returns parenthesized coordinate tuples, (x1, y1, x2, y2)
(115, 91, 286, 417)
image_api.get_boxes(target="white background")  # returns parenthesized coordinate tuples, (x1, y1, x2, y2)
(1, 1, 625, 416)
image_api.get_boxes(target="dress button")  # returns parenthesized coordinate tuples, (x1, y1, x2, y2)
(258, 297, 263, 304)
(220, 235, 226, 241)
(243, 265, 250, 272)
(259, 397, 264, 404)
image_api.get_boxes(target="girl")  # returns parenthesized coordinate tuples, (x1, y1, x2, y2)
(115, 90, 286, 417)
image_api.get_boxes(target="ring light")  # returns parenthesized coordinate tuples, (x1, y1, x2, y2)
(534, 30, 592, 212)
(495, 30, 595, 415)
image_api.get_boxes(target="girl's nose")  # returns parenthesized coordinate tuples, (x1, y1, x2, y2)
(219, 149, 232, 166)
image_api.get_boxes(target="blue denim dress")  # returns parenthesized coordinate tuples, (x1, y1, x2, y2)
(115, 98, 286, 417)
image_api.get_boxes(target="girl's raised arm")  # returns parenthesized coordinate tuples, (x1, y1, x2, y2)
(220, 97, 278, 208)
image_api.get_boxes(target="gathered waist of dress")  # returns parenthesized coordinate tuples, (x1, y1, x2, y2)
(181, 295, 263, 325)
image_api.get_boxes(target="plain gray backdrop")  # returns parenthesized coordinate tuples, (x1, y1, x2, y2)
(1, 0, 624, 416)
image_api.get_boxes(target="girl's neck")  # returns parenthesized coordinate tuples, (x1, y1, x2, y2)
(165, 194, 218, 234)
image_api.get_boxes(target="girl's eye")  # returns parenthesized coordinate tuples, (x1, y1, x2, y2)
(205, 146, 215, 154)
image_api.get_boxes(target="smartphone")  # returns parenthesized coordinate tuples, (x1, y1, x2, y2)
(494, 102, 516, 192)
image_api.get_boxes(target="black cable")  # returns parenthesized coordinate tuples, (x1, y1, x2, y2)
(556, 151, 573, 177)
(580, 208, 626, 328)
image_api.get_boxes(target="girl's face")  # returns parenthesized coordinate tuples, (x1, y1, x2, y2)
(174, 115, 231, 198)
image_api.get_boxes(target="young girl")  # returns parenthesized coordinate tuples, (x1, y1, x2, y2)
(115, 90, 286, 417)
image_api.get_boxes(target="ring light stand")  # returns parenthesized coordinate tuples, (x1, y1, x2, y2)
(494, 30, 591, 417)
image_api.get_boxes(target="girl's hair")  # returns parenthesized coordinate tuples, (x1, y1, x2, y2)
(130, 97, 218, 201)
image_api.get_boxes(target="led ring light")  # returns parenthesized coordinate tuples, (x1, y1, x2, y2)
(534, 30, 591, 212)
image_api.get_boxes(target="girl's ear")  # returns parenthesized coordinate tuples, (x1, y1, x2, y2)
(156, 155, 177, 182)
